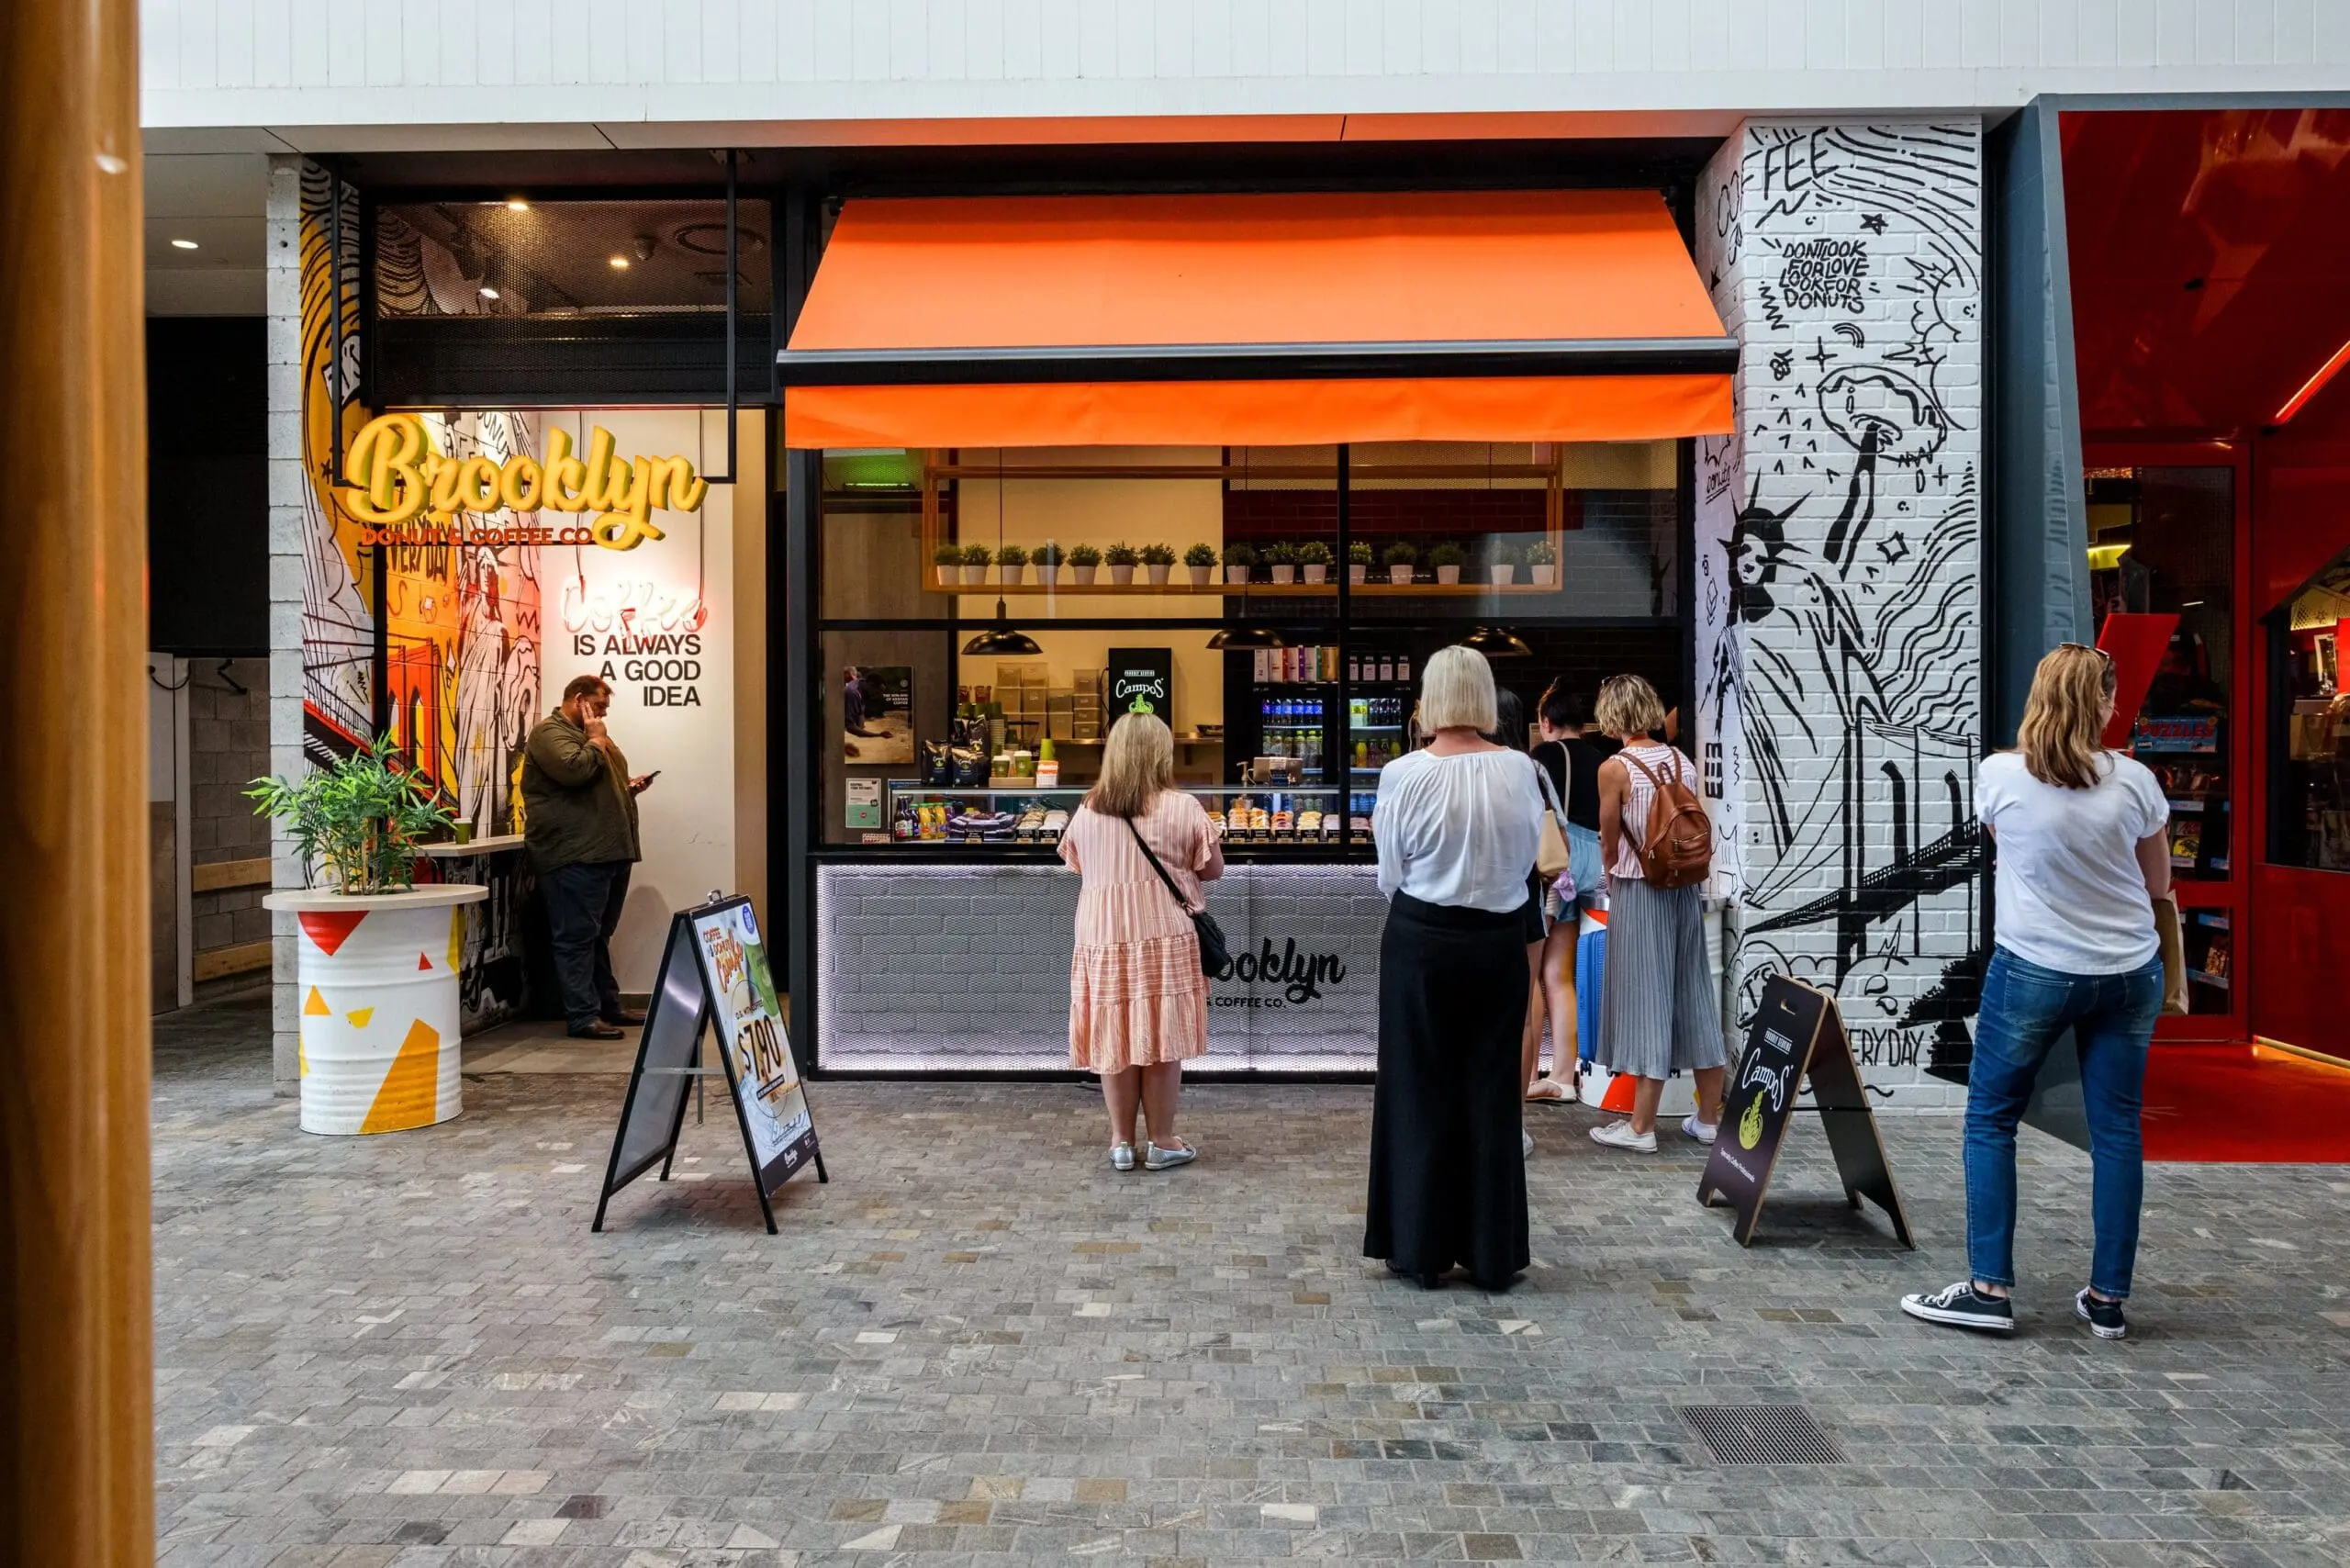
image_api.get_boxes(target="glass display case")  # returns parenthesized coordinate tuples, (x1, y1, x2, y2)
(884, 783, 1361, 846)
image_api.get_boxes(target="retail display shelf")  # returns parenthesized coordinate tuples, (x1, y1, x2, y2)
(931, 579, 1570, 596)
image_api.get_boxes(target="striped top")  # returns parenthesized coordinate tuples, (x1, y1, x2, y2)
(1607, 742, 1695, 880)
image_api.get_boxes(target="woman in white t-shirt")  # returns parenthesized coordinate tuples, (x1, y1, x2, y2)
(1902, 644, 2171, 1343)
(1363, 646, 1547, 1292)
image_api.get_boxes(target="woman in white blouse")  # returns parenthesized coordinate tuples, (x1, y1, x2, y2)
(1362, 645, 1548, 1292)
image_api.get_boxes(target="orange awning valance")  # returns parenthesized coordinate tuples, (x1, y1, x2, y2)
(781, 190, 1734, 449)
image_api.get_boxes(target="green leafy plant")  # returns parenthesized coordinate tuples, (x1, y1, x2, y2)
(1068, 542, 1102, 566)
(960, 542, 992, 566)
(1140, 543, 1178, 566)
(246, 735, 453, 894)
(1490, 540, 1525, 567)
(1103, 541, 1140, 566)
(1260, 541, 1298, 566)
(1427, 543, 1466, 568)
(1222, 543, 1259, 566)
(1034, 540, 1066, 566)
(1348, 541, 1374, 566)
(1183, 542, 1218, 567)
(1525, 539, 1558, 566)
(996, 543, 1029, 567)
(933, 543, 963, 566)
(1296, 541, 1333, 566)
(1383, 542, 1419, 567)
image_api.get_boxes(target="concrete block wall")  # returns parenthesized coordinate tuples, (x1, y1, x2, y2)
(1696, 121, 1986, 1110)
(818, 861, 1385, 1073)
(190, 657, 272, 992)
(265, 154, 306, 1092)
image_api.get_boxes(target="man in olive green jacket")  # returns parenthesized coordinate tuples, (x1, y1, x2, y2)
(523, 676, 653, 1038)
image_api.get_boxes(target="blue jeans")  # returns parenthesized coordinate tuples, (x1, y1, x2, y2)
(1964, 946, 2163, 1299)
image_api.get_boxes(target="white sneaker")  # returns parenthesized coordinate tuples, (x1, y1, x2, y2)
(1109, 1142, 1136, 1172)
(1589, 1119, 1658, 1153)
(1681, 1114, 1718, 1147)
(1521, 1130, 1535, 1159)
(1143, 1138, 1196, 1171)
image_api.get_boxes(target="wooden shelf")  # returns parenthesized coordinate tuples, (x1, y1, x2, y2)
(932, 578, 1566, 597)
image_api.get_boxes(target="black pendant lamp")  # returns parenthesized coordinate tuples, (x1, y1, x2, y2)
(1463, 624, 1533, 659)
(1206, 623, 1288, 651)
(963, 599, 1042, 657)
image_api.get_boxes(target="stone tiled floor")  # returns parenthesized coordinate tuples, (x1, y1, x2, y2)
(153, 995, 2350, 1566)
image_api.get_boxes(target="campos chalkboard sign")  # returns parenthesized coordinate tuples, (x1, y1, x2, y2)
(593, 896, 825, 1235)
(1695, 974, 1912, 1249)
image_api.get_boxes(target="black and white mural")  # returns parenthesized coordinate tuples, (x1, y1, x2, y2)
(1696, 123, 1986, 1095)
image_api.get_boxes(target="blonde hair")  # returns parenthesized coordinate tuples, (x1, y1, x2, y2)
(1418, 645, 1499, 734)
(1087, 711, 1175, 819)
(1594, 673, 1666, 740)
(2016, 644, 2117, 790)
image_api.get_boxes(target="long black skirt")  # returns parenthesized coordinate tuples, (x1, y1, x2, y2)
(1361, 891, 1531, 1285)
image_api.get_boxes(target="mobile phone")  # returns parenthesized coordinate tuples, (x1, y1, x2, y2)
(643, 770, 662, 782)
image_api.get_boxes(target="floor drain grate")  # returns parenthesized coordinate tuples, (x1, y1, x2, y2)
(1680, 1405, 1844, 1464)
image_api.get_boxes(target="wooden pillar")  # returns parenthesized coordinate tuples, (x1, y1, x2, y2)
(0, 0, 157, 1557)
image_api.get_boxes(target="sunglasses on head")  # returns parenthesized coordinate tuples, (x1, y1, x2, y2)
(2057, 641, 2114, 665)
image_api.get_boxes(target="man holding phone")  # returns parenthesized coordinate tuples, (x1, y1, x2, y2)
(523, 675, 658, 1039)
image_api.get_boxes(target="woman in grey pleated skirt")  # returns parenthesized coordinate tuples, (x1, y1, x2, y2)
(1588, 676, 1726, 1153)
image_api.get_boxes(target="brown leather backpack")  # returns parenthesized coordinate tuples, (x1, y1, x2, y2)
(1622, 748, 1712, 889)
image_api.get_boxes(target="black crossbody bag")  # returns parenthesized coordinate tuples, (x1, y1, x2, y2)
(1125, 817, 1230, 977)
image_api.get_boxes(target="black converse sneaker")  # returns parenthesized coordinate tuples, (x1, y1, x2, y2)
(1900, 1280, 2017, 1333)
(2075, 1288, 2129, 1340)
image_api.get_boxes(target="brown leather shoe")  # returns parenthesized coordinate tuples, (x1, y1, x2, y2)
(604, 1008, 647, 1026)
(569, 1022, 625, 1040)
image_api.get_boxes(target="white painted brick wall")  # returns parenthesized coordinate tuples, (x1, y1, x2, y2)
(266, 154, 303, 1092)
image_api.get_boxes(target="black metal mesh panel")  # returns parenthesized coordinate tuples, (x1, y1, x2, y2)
(370, 198, 772, 406)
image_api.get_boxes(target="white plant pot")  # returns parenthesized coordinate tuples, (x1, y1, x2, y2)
(1071, 564, 1099, 586)
(998, 563, 1027, 586)
(1225, 566, 1251, 585)
(1302, 564, 1328, 584)
(1435, 566, 1461, 585)
(960, 565, 989, 585)
(1388, 566, 1415, 586)
(1490, 565, 1518, 586)
(1270, 566, 1295, 584)
(935, 566, 958, 588)
(1109, 564, 1136, 586)
(1037, 564, 1061, 588)
(1187, 565, 1213, 586)
(1348, 565, 1368, 585)
(1146, 564, 1172, 586)
(1529, 564, 1556, 586)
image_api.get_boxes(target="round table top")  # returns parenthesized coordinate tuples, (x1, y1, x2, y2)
(263, 883, 491, 913)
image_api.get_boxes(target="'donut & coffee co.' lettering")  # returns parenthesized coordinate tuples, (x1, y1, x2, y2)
(1213, 937, 1347, 1005)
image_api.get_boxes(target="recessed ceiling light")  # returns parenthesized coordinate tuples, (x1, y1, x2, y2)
(170, 238, 198, 250)
(608, 255, 629, 270)
(478, 286, 499, 300)
(506, 198, 529, 211)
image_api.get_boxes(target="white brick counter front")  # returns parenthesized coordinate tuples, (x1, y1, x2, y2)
(815, 860, 1388, 1074)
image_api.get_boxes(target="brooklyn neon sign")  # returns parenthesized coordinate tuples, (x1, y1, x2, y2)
(340, 412, 709, 552)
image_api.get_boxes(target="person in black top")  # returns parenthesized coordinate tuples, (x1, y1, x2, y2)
(1525, 680, 1610, 1102)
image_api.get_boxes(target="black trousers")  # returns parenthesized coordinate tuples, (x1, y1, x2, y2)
(543, 859, 631, 1030)
(1362, 891, 1531, 1285)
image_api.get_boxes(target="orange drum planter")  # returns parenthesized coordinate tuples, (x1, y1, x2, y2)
(263, 885, 489, 1135)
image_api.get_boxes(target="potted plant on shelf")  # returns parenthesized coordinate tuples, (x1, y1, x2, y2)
(1183, 542, 1217, 586)
(1223, 543, 1258, 585)
(1526, 538, 1558, 586)
(1488, 540, 1522, 587)
(1383, 542, 1419, 587)
(1035, 540, 1066, 588)
(1263, 541, 1298, 585)
(1297, 540, 1332, 585)
(996, 543, 1029, 586)
(247, 734, 453, 894)
(1140, 542, 1177, 587)
(959, 542, 991, 586)
(1067, 542, 1102, 586)
(933, 543, 962, 589)
(1347, 541, 1373, 586)
(1104, 541, 1140, 587)
(1428, 543, 1466, 586)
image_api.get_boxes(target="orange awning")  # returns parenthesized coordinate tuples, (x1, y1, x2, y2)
(781, 190, 1734, 449)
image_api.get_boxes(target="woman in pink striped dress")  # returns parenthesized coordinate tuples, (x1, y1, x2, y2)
(1058, 713, 1225, 1171)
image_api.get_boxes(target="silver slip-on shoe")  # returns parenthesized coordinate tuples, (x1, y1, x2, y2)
(1109, 1142, 1136, 1172)
(1143, 1138, 1196, 1171)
